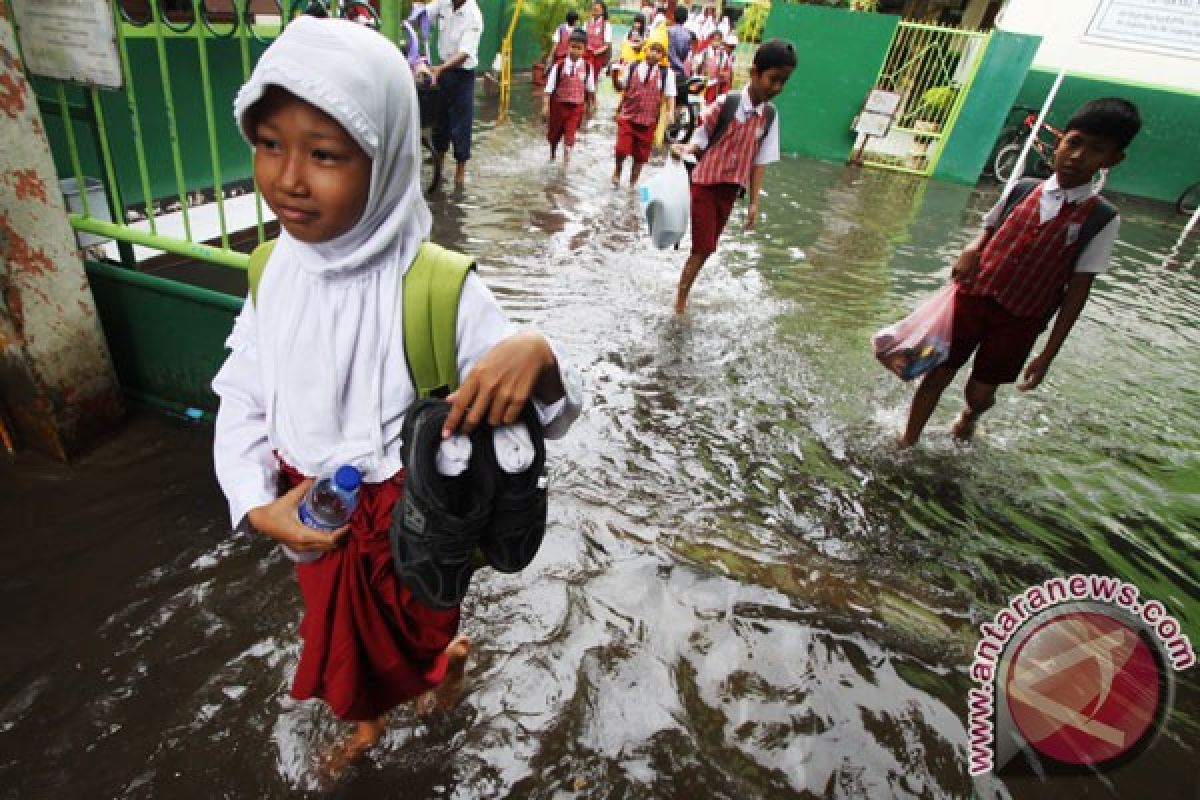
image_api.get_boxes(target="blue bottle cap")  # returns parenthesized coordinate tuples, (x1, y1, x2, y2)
(334, 465, 362, 492)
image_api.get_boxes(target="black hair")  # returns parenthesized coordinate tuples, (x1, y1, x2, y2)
(1065, 97, 1142, 150)
(631, 13, 646, 33)
(754, 38, 797, 72)
(566, 9, 580, 24)
(674, 5, 689, 23)
(592, 1, 607, 20)
(568, 26, 588, 44)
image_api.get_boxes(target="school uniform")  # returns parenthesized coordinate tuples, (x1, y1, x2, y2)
(614, 62, 676, 164)
(544, 56, 595, 148)
(585, 17, 612, 75)
(549, 23, 573, 63)
(428, 0, 484, 162)
(688, 91, 781, 257)
(696, 46, 728, 104)
(946, 175, 1120, 384)
(218, 17, 583, 723)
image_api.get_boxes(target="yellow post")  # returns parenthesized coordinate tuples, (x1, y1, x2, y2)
(498, 0, 524, 123)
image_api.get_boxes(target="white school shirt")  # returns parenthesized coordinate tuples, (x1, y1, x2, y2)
(426, 0, 484, 70)
(982, 174, 1120, 274)
(543, 57, 597, 95)
(690, 91, 780, 166)
(211, 271, 583, 533)
(624, 61, 677, 97)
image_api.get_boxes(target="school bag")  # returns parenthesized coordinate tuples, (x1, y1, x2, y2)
(994, 177, 1117, 255)
(247, 239, 473, 397)
(687, 91, 776, 192)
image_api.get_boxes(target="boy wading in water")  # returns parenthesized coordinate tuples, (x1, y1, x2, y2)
(212, 18, 581, 783)
(612, 40, 675, 187)
(670, 39, 796, 314)
(900, 98, 1141, 446)
(542, 27, 596, 168)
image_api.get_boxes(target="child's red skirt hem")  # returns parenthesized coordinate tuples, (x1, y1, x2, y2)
(280, 460, 460, 722)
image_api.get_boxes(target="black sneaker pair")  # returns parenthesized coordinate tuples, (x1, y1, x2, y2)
(390, 399, 548, 610)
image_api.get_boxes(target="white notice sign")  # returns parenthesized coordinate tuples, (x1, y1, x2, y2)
(1085, 0, 1200, 58)
(12, 0, 123, 89)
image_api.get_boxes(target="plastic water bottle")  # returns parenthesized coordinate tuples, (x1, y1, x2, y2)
(282, 465, 362, 563)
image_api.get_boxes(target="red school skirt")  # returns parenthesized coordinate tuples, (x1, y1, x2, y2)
(280, 461, 460, 722)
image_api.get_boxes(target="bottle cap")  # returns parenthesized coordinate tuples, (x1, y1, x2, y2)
(334, 465, 362, 492)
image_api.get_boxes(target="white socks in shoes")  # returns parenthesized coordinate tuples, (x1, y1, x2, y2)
(434, 423, 534, 477)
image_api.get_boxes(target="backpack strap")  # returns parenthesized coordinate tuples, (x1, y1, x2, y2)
(404, 241, 476, 398)
(993, 178, 1040, 228)
(704, 93, 776, 155)
(244, 238, 474, 399)
(247, 239, 276, 305)
(993, 179, 1119, 256)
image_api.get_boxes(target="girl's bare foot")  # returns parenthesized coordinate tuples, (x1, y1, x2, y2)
(415, 634, 471, 718)
(950, 408, 978, 441)
(611, 172, 621, 187)
(318, 716, 386, 786)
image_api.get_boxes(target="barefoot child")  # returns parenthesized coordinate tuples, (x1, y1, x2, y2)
(212, 18, 581, 777)
(612, 40, 675, 187)
(543, 28, 596, 167)
(900, 98, 1141, 446)
(670, 38, 796, 313)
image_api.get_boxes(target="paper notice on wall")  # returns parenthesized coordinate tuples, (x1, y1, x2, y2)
(11, 0, 122, 90)
(1084, 0, 1200, 58)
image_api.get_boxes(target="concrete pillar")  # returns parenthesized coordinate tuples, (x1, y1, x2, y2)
(0, 6, 123, 460)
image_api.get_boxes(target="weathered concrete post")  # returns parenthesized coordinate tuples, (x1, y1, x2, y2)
(0, 6, 123, 459)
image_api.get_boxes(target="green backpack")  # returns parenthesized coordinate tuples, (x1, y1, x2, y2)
(247, 239, 474, 398)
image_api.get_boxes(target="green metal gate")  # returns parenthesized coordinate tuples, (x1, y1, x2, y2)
(853, 20, 988, 177)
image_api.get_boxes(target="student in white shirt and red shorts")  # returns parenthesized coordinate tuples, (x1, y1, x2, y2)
(670, 39, 796, 314)
(542, 28, 597, 168)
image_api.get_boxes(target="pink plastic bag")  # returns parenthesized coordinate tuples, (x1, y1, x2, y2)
(871, 284, 956, 381)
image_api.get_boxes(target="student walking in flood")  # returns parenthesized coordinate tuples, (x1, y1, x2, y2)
(543, 28, 597, 168)
(211, 17, 581, 783)
(670, 39, 796, 314)
(612, 41, 676, 188)
(584, 1, 612, 77)
(899, 98, 1141, 446)
(425, 0, 485, 189)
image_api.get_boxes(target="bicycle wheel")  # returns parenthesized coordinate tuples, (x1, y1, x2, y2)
(421, 134, 442, 194)
(982, 127, 1023, 178)
(992, 143, 1028, 185)
(1177, 182, 1200, 215)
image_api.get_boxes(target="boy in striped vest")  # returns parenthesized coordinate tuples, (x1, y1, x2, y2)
(542, 28, 596, 168)
(612, 41, 676, 187)
(900, 98, 1141, 446)
(670, 39, 796, 314)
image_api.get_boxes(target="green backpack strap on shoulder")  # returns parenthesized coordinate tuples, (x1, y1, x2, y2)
(404, 241, 476, 398)
(245, 238, 474, 398)
(247, 239, 277, 305)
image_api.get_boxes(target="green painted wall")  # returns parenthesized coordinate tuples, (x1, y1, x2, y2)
(762, 5, 898, 162)
(932, 30, 1040, 185)
(1014, 69, 1200, 205)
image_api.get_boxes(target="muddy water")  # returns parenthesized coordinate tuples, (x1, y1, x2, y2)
(1, 87, 1196, 798)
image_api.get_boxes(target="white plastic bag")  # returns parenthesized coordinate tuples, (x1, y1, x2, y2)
(638, 158, 691, 250)
(870, 284, 956, 381)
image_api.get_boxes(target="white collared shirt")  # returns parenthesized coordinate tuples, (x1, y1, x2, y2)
(690, 91, 780, 166)
(426, 0, 484, 70)
(984, 174, 1120, 274)
(544, 56, 597, 94)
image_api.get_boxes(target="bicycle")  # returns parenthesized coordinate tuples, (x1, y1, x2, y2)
(1177, 181, 1200, 215)
(991, 107, 1062, 184)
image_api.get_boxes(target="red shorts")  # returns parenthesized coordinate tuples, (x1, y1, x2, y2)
(587, 51, 609, 76)
(689, 182, 741, 258)
(547, 100, 585, 147)
(944, 289, 1046, 385)
(615, 118, 655, 164)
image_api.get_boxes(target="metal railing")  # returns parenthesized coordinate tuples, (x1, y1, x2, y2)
(10, 0, 400, 271)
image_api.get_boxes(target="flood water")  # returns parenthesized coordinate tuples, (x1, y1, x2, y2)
(2, 86, 1197, 799)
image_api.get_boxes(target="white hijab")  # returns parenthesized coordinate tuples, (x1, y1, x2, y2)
(233, 17, 432, 479)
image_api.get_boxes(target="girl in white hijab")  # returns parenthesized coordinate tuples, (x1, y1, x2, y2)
(211, 16, 581, 777)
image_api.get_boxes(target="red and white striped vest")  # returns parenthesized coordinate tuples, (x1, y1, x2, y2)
(965, 185, 1100, 318)
(586, 17, 606, 50)
(552, 24, 571, 61)
(619, 65, 665, 127)
(552, 59, 589, 105)
(701, 48, 725, 81)
(691, 102, 766, 187)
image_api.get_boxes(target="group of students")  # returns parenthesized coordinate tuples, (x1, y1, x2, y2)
(210, 11, 1144, 786)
